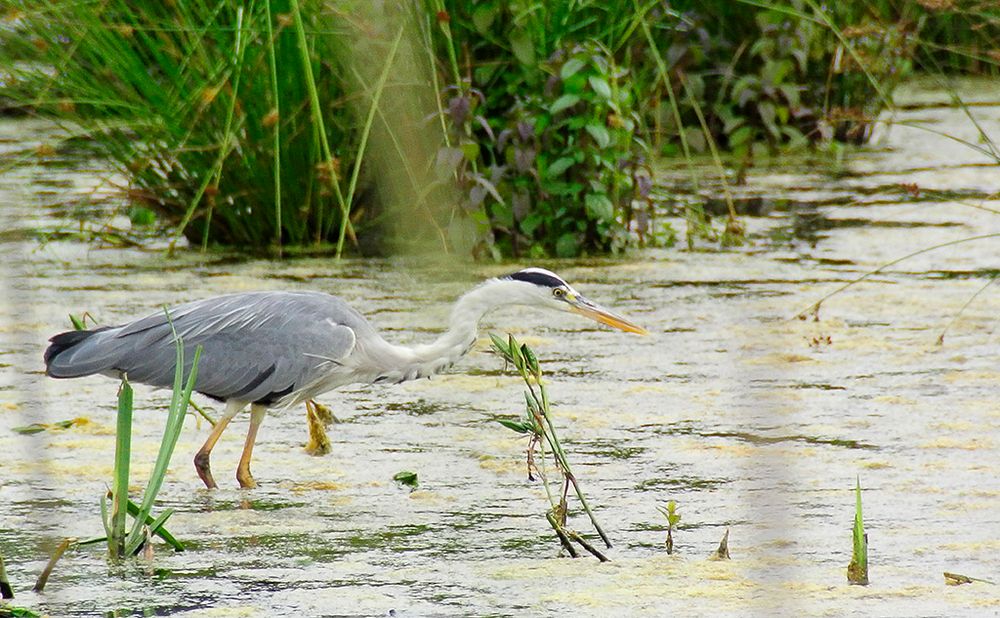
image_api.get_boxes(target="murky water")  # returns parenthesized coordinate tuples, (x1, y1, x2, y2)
(1, 80, 998, 617)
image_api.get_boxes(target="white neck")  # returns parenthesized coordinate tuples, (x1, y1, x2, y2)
(366, 278, 536, 384)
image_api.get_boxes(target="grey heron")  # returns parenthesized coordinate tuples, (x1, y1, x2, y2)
(44, 268, 647, 489)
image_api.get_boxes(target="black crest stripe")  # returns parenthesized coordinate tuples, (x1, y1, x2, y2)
(503, 270, 565, 288)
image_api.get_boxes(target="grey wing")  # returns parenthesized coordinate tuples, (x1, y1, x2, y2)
(52, 292, 363, 404)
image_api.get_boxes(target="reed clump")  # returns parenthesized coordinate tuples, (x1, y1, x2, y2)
(2, 0, 369, 255)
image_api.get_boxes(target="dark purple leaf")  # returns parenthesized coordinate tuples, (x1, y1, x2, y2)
(448, 96, 470, 125)
(497, 128, 513, 151)
(435, 147, 464, 176)
(514, 147, 535, 172)
(517, 121, 534, 142)
(636, 174, 652, 199)
(474, 115, 495, 141)
(469, 184, 487, 207)
(544, 73, 560, 98)
(488, 164, 507, 184)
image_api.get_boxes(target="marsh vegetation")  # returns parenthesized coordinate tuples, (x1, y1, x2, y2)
(1, 1, 998, 616)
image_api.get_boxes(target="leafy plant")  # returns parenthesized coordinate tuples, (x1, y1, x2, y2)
(427, 1, 664, 258)
(491, 333, 609, 561)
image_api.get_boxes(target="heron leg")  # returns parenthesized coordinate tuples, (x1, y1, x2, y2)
(194, 400, 245, 489)
(236, 403, 267, 489)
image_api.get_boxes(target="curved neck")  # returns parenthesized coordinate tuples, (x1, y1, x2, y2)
(369, 279, 522, 383)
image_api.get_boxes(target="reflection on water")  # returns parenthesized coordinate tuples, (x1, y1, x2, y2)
(1, 81, 999, 616)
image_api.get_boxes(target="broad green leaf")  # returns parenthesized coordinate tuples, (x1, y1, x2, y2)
(588, 76, 612, 100)
(549, 94, 580, 114)
(562, 73, 588, 94)
(460, 142, 480, 162)
(472, 4, 497, 33)
(728, 125, 754, 148)
(520, 213, 544, 236)
(547, 156, 575, 177)
(584, 192, 614, 221)
(560, 58, 586, 80)
(585, 123, 610, 149)
(509, 29, 535, 66)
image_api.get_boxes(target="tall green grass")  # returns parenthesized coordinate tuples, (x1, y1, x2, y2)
(2, 0, 368, 254)
(3, 1, 997, 256)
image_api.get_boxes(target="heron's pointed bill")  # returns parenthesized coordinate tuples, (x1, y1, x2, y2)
(569, 296, 649, 335)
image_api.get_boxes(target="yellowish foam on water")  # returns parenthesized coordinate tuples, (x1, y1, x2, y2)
(920, 436, 994, 450)
(289, 480, 347, 493)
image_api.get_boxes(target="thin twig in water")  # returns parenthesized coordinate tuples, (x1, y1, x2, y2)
(938, 274, 998, 345)
(34, 538, 74, 593)
(794, 232, 1000, 320)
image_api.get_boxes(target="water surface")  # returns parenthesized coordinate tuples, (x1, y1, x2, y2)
(1, 81, 998, 616)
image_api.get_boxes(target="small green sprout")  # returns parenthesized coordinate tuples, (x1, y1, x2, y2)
(657, 500, 681, 554)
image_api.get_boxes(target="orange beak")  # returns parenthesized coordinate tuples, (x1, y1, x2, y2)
(569, 296, 649, 335)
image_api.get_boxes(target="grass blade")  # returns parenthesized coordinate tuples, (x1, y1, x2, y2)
(109, 378, 134, 558)
(124, 310, 202, 554)
(847, 476, 869, 585)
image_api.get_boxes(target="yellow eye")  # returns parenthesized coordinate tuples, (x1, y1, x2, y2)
(553, 288, 565, 298)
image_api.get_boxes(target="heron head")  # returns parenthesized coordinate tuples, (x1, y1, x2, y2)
(500, 268, 649, 335)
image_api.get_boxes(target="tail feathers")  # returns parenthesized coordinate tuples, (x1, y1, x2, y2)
(44, 327, 115, 378)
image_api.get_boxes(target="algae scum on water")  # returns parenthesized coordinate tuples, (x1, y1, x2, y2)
(1, 80, 999, 615)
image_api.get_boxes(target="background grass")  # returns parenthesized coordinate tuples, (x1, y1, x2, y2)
(2, 0, 996, 257)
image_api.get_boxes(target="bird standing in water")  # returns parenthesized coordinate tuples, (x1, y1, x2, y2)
(44, 268, 647, 489)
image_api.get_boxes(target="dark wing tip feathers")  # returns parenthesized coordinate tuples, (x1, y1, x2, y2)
(503, 269, 566, 289)
(43, 329, 99, 374)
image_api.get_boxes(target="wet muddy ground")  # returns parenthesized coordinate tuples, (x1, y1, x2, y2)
(1, 80, 998, 616)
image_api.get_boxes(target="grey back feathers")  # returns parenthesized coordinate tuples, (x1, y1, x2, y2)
(44, 291, 372, 406)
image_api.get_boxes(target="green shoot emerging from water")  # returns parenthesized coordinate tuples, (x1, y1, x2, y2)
(490, 333, 609, 562)
(847, 476, 869, 585)
(657, 500, 681, 555)
(101, 309, 202, 559)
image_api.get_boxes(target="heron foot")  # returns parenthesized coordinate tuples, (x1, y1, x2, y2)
(194, 450, 217, 489)
(236, 466, 257, 489)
